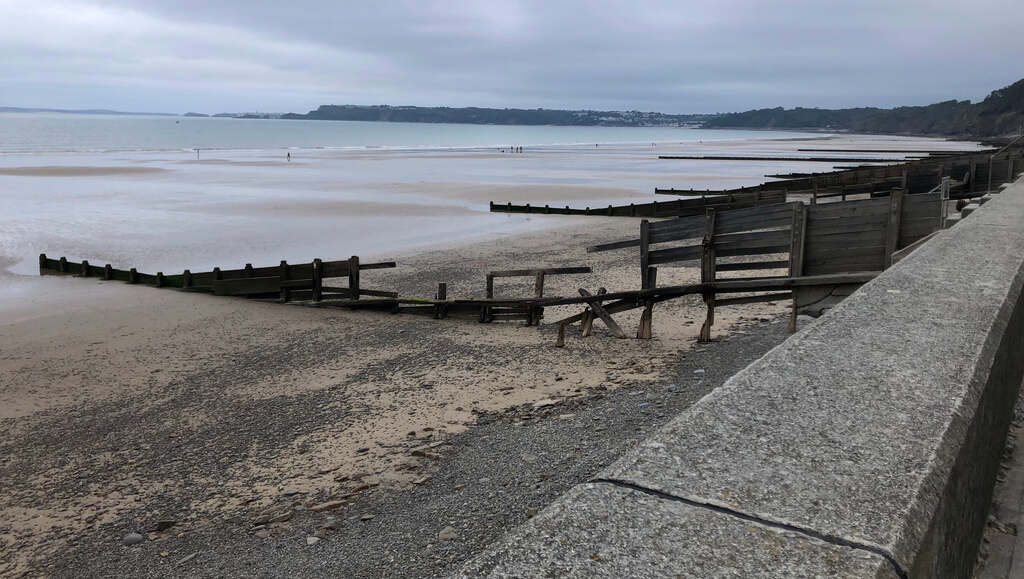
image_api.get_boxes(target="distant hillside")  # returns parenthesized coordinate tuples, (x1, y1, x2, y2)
(0, 106, 176, 117)
(703, 78, 1024, 138)
(281, 104, 706, 127)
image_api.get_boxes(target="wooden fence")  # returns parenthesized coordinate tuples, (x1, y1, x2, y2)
(586, 183, 950, 341)
(38, 255, 397, 302)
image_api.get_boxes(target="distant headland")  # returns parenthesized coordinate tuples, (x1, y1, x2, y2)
(277, 105, 706, 127)
(6, 75, 1023, 138)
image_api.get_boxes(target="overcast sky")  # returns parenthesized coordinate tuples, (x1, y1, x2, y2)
(1, 0, 1021, 115)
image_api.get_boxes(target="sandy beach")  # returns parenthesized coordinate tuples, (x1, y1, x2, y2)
(0, 216, 786, 577)
(0, 131, 982, 576)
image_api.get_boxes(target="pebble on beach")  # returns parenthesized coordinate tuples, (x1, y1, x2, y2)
(122, 532, 144, 546)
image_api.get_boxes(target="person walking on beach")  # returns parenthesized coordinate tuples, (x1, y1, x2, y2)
(287, 152, 291, 162)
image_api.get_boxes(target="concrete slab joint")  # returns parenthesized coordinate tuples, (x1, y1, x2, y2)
(457, 179, 1024, 578)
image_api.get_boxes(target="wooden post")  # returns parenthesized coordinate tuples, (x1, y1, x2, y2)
(128, 267, 138, 284)
(38, 253, 47, 275)
(883, 188, 905, 268)
(483, 274, 494, 322)
(529, 272, 546, 326)
(1010, 155, 1017, 182)
(279, 260, 289, 301)
(639, 219, 654, 338)
(435, 282, 447, 319)
(533, 273, 546, 298)
(555, 323, 566, 348)
(348, 255, 360, 300)
(183, 269, 192, 288)
(638, 267, 657, 339)
(788, 204, 807, 333)
(105, 264, 113, 280)
(939, 177, 950, 229)
(639, 220, 651, 290)
(80, 260, 90, 277)
(581, 308, 594, 337)
(59, 256, 67, 273)
(900, 169, 908, 191)
(987, 155, 995, 193)
(969, 159, 978, 192)
(312, 258, 323, 302)
(698, 208, 717, 343)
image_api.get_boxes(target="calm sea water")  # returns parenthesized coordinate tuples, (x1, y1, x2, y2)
(0, 112, 813, 154)
(2, 114, 974, 310)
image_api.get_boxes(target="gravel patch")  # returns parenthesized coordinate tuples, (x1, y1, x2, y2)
(42, 315, 790, 578)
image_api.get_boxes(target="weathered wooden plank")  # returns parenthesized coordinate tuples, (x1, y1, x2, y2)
(806, 231, 888, 249)
(808, 197, 890, 219)
(716, 292, 793, 307)
(648, 244, 703, 265)
(805, 213, 889, 235)
(213, 276, 282, 296)
(489, 266, 591, 278)
(716, 260, 790, 272)
(647, 214, 705, 243)
(902, 192, 941, 207)
(579, 288, 627, 339)
(714, 206, 800, 234)
(699, 209, 717, 343)
(717, 246, 791, 258)
(588, 238, 641, 253)
(713, 229, 793, 252)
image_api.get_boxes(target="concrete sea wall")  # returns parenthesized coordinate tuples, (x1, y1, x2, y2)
(458, 178, 1024, 578)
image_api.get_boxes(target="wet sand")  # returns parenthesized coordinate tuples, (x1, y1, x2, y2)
(0, 166, 168, 177)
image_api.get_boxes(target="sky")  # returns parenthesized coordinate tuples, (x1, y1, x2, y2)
(0, 0, 1022, 115)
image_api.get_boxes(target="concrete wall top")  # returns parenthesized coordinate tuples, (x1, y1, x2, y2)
(459, 177, 1024, 578)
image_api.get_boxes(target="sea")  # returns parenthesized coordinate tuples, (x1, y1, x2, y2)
(0, 112, 978, 308)
(0, 113, 811, 154)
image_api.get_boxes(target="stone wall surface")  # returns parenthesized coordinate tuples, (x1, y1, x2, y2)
(457, 177, 1024, 579)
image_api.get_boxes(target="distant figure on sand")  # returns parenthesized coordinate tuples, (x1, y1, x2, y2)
(287, 152, 291, 162)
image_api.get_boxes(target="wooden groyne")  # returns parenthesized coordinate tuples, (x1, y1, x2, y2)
(39, 255, 398, 302)
(490, 147, 1021, 221)
(488, 190, 786, 218)
(657, 154, 906, 163)
(37, 142, 1024, 347)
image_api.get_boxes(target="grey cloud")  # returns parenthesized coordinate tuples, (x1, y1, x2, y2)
(2, 0, 1022, 113)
